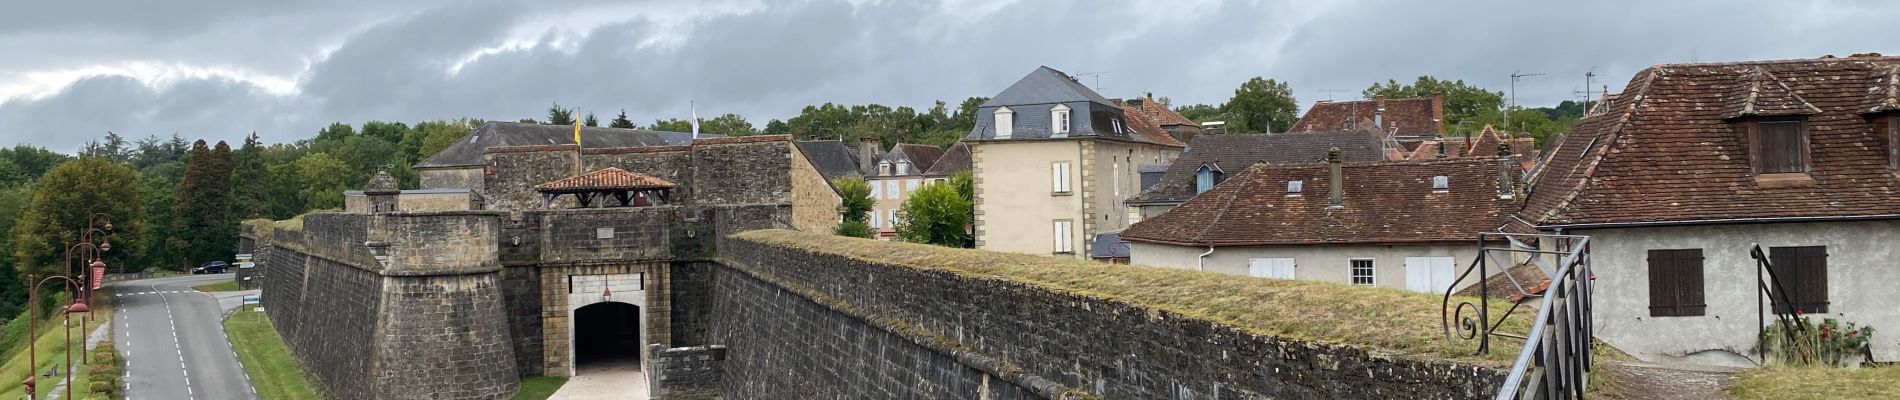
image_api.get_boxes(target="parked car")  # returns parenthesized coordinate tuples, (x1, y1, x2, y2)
(192, 261, 228, 274)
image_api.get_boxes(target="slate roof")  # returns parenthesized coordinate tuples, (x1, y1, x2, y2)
(1090, 231, 1132, 259)
(1292, 96, 1442, 136)
(417, 122, 720, 168)
(924, 142, 972, 177)
(1521, 55, 1900, 227)
(979, 66, 1118, 109)
(535, 167, 676, 192)
(887, 143, 946, 175)
(1125, 131, 1386, 205)
(1122, 158, 1514, 246)
(794, 140, 862, 183)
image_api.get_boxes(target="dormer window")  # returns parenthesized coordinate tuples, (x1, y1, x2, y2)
(1752, 120, 1809, 174)
(879, 161, 893, 176)
(994, 107, 1015, 139)
(1051, 104, 1071, 134)
(1890, 116, 1899, 170)
(1286, 180, 1303, 195)
(1431, 176, 1449, 191)
(1195, 165, 1224, 194)
(896, 161, 910, 175)
(1111, 117, 1124, 134)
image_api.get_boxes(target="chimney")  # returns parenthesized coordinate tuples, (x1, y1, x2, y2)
(1373, 96, 1386, 135)
(859, 138, 878, 176)
(1327, 147, 1344, 208)
(1430, 93, 1446, 135)
(1496, 142, 1514, 200)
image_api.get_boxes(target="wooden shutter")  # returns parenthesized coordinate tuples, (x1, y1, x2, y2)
(1756, 121, 1806, 173)
(1647, 249, 1704, 317)
(1769, 246, 1829, 314)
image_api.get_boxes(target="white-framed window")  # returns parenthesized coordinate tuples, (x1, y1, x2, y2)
(906, 178, 921, 192)
(1051, 104, 1071, 134)
(1350, 259, 1376, 286)
(896, 160, 911, 175)
(889, 210, 899, 228)
(870, 180, 882, 200)
(880, 161, 893, 176)
(1432, 176, 1449, 190)
(886, 180, 900, 199)
(1286, 180, 1303, 194)
(1127, 208, 1142, 224)
(1249, 258, 1296, 279)
(1111, 117, 1123, 134)
(994, 106, 1015, 139)
(1052, 220, 1074, 253)
(1051, 161, 1072, 194)
(871, 209, 883, 228)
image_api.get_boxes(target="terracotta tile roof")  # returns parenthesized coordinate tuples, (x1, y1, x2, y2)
(1123, 95, 1196, 127)
(535, 167, 676, 192)
(1291, 96, 1443, 136)
(1122, 158, 1515, 246)
(1864, 65, 1900, 114)
(1126, 132, 1386, 205)
(1521, 55, 1900, 227)
(1119, 101, 1189, 147)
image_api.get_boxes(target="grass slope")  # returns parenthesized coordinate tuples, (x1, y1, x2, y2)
(1730, 366, 1900, 399)
(0, 289, 113, 400)
(733, 229, 1532, 365)
(512, 376, 567, 400)
(191, 280, 242, 292)
(226, 304, 322, 399)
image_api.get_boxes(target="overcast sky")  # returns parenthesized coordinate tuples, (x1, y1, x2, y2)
(2, 0, 1897, 152)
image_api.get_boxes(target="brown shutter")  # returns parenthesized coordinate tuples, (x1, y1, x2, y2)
(1681, 250, 1706, 316)
(1756, 121, 1805, 173)
(1769, 246, 1829, 314)
(1648, 250, 1675, 316)
(1647, 249, 1703, 317)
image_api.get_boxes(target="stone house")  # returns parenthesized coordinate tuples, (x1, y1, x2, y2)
(966, 66, 1185, 258)
(1123, 131, 1387, 221)
(1121, 149, 1520, 293)
(866, 142, 945, 238)
(1517, 55, 1900, 366)
(793, 139, 866, 196)
(414, 121, 715, 190)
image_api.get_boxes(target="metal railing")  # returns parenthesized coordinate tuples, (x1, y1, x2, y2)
(1441, 232, 1593, 399)
(1752, 243, 1806, 365)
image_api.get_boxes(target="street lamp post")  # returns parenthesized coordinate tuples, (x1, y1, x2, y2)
(65, 241, 105, 366)
(22, 275, 87, 400)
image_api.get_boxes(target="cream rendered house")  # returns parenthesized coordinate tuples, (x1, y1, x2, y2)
(967, 66, 1184, 258)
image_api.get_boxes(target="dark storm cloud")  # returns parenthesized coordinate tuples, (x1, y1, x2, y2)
(3, 0, 1899, 152)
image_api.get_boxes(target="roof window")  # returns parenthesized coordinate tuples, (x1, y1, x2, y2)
(1431, 176, 1448, 190)
(1286, 180, 1303, 194)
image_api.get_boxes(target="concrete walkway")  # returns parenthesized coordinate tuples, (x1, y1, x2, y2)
(44, 323, 113, 399)
(548, 359, 648, 400)
(1595, 361, 1741, 400)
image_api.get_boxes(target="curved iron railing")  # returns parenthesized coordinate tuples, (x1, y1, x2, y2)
(1440, 232, 1593, 399)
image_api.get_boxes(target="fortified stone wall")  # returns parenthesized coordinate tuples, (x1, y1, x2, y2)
(716, 231, 1508, 399)
(246, 211, 521, 399)
(646, 345, 727, 400)
(481, 136, 803, 213)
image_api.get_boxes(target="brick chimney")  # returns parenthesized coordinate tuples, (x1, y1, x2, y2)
(1328, 147, 1344, 208)
(1430, 93, 1446, 135)
(859, 138, 878, 176)
(1373, 96, 1386, 135)
(1496, 142, 1514, 200)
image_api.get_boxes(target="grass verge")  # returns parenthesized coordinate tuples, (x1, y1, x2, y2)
(1729, 365, 1900, 399)
(191, 280, 242, 292)
(734, 229, 1533, 365)
(0, 288, 114, 400)
(225, 304, 322, 399)
(511, 375, 567, 400)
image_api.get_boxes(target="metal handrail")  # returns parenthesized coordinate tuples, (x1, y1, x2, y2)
(1751, 243, 1807, 365)
(1441, 232, 1593, 399)
(1494, 235, 1590, 399)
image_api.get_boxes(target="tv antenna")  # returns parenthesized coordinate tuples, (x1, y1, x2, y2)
(1506, 71, 1545, 132)
(1074, 71, 1109, 91)
(1571, 69, 1597, 115)
(1318, 89, 1351, 101)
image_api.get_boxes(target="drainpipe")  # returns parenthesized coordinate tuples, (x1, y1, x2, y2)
(1196, 245, 1215, 272)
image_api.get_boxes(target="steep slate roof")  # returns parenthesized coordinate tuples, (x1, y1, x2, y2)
(1521, 55, 1900, 227)
(1120, 99, 1189, 146)
(924, 142, 972, 177)
(979, 66, 1118, 109)
(1122, 158, 1514, 246)
(794, 140, 862, 183)
(1126, 131, 1385, 205)
(535, 167, 676, 192)
(418, 122, 720, 168)
(1291, 96, 1442, 136)
(888, 143, 946, 174)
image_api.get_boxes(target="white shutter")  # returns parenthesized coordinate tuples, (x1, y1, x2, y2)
(907, 179, 920, 191)
(1405, 257, 1457, 293)
(886, 181, 900, 199)
(1249, 258, 1295, 279)
(1053, 221, 1073, 253)
(870, 181, 882, 200)
(871, 210, 882, 228)
(1052, 162, 1071, 193)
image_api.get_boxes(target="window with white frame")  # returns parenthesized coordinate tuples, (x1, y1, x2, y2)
(889, 209, 899, 228)
(871, 209, 882, 228)
(896, 160, 910, 175)
(1052, 220, 1074, 253)
(1350, 259, 1376, 285)
(886, 180, 900, 199)
(1286, 180, 1303, 194)
(1051, 161, 1072, 194)
(869, 180, 882, 199)
(1432, 176, 1449, 190)
(1051, 104, 1071, 134)
(994, 107, 1015, 138)
(906, 178, 921, 192)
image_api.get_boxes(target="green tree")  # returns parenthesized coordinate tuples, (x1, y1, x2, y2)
(1173, 103, 1226, 123)
(609, 110, 636, 129)
(78, 132, 133, 163)
(700, 113, 756, 136)
(170, 141, 237, 270)
(584, 113, 599, 127)
(229, 134, 273, 219)
(415, 119, 478, 162)
(10, 157, 147, 284)
(0, 184, 34, 316)
(832, 177, 874, 238)
(1363, 76, 1505, 135)
(1223, 77, 1298, 133)
(649, 119, 694, 133)
(293, 153, 350, 211)
(546, 103, 574, 126)
(894, 174, 973, 248)
(0, 145, 67, 186)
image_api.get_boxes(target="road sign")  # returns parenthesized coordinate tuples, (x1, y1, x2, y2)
(243, 295, 260, 305)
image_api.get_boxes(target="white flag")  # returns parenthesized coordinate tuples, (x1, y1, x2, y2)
(690, 101, 700, 139)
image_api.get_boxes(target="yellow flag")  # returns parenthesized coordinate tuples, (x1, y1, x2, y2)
(573, 119, 582, 144)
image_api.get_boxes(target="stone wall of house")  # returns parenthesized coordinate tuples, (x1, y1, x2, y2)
(788, 147, 842, 232)
(646, 345, 727, 400)
(483, 149, 581, 211)
(246, 211, 520, 399)
(715, 231, 1508, 399)
(421, 167, 485, 190)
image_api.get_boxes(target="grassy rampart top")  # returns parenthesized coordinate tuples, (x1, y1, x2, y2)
(731, 229, 1530, 366)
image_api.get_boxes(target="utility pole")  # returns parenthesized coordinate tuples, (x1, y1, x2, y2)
(1507, 71, 1545, 133)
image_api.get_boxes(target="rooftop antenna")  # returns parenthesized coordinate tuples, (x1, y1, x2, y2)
(1571, 69, 1598, 116)
(1506, 70, 1545, 133)
(1074, 71, 1109, 91)
(1318, 89, 1351, 101)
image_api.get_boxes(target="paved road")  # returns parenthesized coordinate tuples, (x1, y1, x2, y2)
(111, 274, 256, 400)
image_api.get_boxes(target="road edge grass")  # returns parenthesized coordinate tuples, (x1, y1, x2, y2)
(190, 280, 242, 292)
(224, 304, 323, 400)
(511, 375, 566, 400)
(0, 287, 115, 400)
(1729, 365, 1900, 399)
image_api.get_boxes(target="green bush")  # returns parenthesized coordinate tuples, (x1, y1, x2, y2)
(1761, 316, 1875, 366)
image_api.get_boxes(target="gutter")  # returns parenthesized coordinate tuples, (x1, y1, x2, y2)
(1196, 246, 1214, 272)
(1538, 213, 1900, 230)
